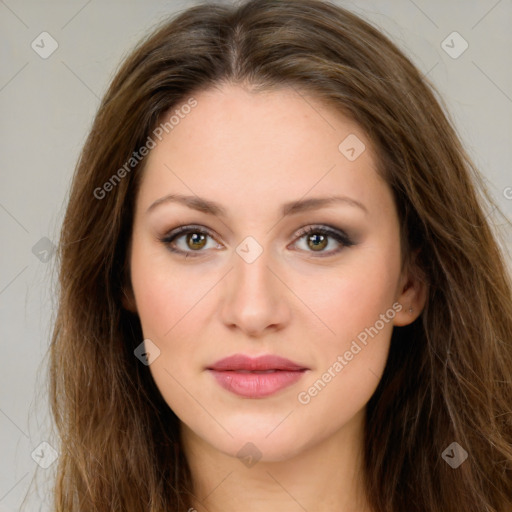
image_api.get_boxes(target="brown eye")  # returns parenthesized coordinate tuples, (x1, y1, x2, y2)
(186, 232, 207, 250)
(160, 225, 221, 257)
(306, 233, 328, 251)
(292, 225, 355, 257)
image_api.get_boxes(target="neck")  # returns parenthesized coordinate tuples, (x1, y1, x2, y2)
(180, 408, 373, 512)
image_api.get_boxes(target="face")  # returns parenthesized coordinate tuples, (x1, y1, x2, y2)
(125, 83, 423, 462)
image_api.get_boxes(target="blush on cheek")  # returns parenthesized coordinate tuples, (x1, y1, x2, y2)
(309, 281, 392, 340)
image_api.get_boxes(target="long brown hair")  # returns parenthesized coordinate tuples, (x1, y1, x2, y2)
(43, 0, 512, 510)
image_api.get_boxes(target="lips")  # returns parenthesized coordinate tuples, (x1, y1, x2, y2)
(206, 354, 309, 398)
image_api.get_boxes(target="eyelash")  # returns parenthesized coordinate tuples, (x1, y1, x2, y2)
(159, 224, 355, 259)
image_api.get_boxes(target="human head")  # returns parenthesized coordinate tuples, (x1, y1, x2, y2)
(49, 1, 512, 511)
(124, 79, 425, 463)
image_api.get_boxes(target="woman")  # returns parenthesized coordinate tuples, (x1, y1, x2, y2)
(47, 0, 512, 510)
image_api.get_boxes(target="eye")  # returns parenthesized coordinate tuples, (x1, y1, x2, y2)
(291, 225, 354, 257)
(159, 224, 355, 258)
(159, 225, 222, 258)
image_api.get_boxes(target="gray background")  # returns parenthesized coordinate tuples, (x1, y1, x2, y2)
(1, 1, 511, 510)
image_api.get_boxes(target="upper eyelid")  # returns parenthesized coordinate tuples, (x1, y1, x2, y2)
(162, 224, 343, 239)
(163, 225, 219, 242)
(161, 224, 352, 250)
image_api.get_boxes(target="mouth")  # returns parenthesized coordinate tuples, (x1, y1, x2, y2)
(206, 354, 309, 398)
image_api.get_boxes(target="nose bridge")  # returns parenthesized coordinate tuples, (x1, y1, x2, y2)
(231, 231, 276, 294)
(219, 243, 289, 335)
(234, 246, 274, 295)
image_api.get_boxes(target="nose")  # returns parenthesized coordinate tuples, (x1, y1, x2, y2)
(219, 249, 291, 338)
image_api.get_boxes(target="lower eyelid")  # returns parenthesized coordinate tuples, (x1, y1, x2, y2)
(166, 230, 220, 253)
(161, 226, 353, 256)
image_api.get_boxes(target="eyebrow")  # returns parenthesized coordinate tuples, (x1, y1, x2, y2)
(146, 193, 368, 217)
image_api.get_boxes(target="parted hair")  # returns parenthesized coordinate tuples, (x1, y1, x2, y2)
(43, 1, 512, 511)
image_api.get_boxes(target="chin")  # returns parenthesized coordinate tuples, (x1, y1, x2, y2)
(218, 433, 310, 464)
(189, 412, 319, 464)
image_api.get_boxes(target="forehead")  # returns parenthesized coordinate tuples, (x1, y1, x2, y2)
(137, 84, 392, 221)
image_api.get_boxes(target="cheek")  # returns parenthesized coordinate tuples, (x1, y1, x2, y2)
(130, 241, 199, 338)
(296, 243, 401, 345)
(129, 247, 207, 416)
(293, 245, 400, 413)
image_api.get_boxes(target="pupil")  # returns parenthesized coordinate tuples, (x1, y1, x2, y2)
(188, 233, 206, 250)
(309, 234, 327, 251)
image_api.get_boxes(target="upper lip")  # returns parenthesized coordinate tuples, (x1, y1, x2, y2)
(207, 354, 309, 371)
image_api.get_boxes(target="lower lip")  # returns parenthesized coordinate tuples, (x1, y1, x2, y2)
(208, 369, 306, 398)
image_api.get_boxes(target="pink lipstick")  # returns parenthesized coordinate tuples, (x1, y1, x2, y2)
(206, 354, 308, 398)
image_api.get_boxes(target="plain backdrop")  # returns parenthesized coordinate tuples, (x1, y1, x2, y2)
(0, 1, 511, 510)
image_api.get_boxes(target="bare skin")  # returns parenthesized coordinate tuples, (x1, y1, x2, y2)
(124, 83, 427, 511)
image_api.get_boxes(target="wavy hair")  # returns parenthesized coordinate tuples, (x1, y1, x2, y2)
(44, 0, 512, 510)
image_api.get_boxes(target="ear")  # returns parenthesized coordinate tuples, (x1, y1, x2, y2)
(393, 249, 428, 327)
